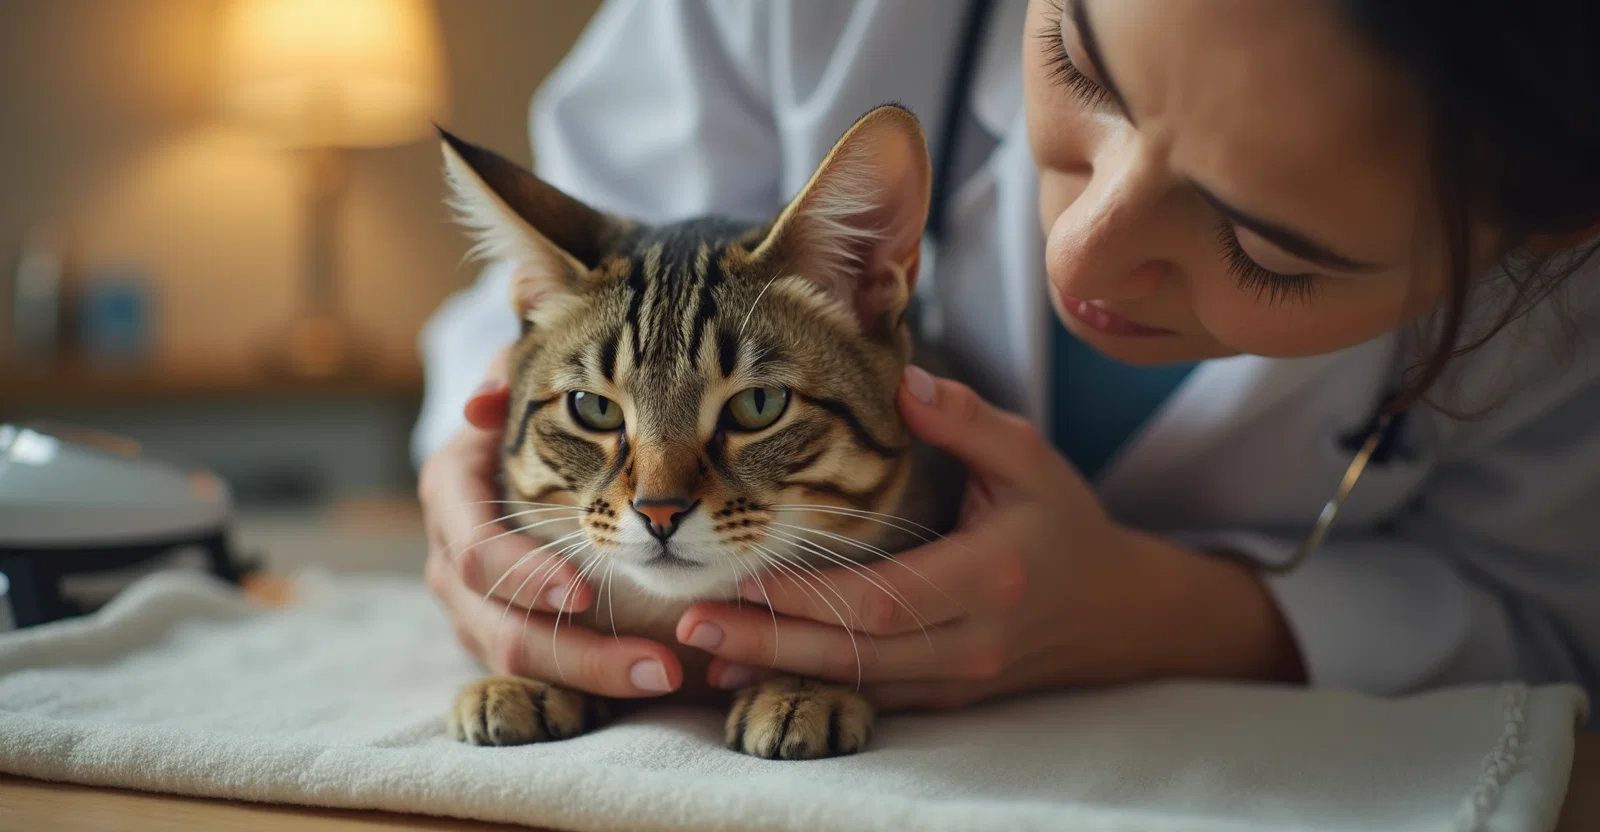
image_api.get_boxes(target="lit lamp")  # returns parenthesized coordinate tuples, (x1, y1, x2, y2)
(217, 0, 448, 378)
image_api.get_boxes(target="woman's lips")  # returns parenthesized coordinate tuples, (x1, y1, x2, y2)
(1058, 294, 1174, 337)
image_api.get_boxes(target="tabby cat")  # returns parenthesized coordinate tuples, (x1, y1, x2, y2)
(438, 104, 963, 760)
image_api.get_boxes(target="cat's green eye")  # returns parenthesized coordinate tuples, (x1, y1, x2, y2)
(722, 386, 790, 432)
(568, 391, 624, 431)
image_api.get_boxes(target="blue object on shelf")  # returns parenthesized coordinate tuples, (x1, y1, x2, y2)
(77, 271, 154, 366)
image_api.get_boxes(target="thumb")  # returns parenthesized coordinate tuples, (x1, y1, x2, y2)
(463, 346, 513, 431)
(898, 365, 1048, 489)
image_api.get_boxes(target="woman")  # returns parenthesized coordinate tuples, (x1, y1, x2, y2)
(415, 0, 1600, 714)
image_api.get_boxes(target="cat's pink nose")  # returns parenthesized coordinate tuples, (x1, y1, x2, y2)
(633, 498, 695, 541)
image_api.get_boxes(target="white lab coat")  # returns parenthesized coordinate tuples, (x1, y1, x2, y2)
(414, 0, 1600, 712)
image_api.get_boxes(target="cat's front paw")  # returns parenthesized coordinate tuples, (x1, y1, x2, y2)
(450, 676, 595, 746)
(726, 678, 874, 759)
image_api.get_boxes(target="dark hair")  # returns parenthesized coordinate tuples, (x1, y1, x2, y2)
(1340, 0, 1600, 410)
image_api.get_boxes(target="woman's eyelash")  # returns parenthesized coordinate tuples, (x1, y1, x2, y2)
(1215, 220, 1320, 305)
(1038, 5, 1114, 109)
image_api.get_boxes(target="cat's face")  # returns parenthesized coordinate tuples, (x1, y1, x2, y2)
(441, 106, 931, 600)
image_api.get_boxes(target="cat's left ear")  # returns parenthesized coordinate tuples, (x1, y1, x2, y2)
(753, 105, 932, 335)
(438, 127, 630, 321)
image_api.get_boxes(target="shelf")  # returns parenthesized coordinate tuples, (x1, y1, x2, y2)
(0, 357, 424, 408)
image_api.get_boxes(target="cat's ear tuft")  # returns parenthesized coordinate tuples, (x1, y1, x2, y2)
(439, 129, 628, 320)
(753, 105, 932, 335)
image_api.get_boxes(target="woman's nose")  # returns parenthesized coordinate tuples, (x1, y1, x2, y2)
(1046, 144, 1174, 301)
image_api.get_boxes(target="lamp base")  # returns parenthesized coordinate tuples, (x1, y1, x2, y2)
(264, 313, 366, 381)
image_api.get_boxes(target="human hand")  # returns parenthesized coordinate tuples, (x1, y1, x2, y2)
(675, 367, 1301, 710)
(419, 347, 683, 697)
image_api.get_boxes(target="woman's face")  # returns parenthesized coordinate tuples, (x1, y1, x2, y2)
(1024, 0, 1452, 364)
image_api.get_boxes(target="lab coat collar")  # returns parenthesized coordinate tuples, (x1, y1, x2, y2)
(1097, 332, 1400, 499)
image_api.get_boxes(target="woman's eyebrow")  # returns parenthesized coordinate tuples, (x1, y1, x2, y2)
(1196, 188, 1384, 273)
(1067, 0, 1134, 124)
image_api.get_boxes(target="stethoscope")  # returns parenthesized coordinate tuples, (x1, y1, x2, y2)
(1263, 411, 1398, 574)
(929, 0, 1403, 576)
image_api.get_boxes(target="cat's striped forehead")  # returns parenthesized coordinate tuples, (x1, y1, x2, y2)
(607, 218, 771, 378)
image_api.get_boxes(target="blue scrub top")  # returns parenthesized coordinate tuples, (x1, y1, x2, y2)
(1049, 320, 1198, 480)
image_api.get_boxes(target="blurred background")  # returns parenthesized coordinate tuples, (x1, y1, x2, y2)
(0, 0, 600, 579)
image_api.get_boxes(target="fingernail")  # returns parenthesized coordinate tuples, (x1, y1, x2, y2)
(717, 664, 755, 690)
(472, 378, 505, 397)
(629, 660, 672, 693)
(904, 365, 936, 404)
(684, 622, 723, 650)
(543, 586, 568, 611)
(739, 581, 765, 604)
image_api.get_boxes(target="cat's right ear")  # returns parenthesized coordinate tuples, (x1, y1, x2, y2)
(748, 105, 931, 338)
(438, 128, 627, 320)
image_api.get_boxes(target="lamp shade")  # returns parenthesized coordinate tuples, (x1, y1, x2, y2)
(218, 0, 447, 148)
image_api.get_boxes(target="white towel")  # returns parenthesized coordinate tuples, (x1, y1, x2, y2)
(0, 571, 1587, 832)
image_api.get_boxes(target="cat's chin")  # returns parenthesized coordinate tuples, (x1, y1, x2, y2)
(613, 560, 742, 602)
(591, 544, 744, 602)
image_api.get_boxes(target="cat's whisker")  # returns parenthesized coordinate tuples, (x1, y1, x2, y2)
(766, 505, 973, 618)
(550, 547, 603, 684)
(762, 538, 890, 666)
(454, 502, 592, 556)
(515, 540, 590, 638)
(602, 553, 620, 642)
(767, 504, 952, 547)
(569, 551, 606, 634)
(723, 551, 751, 610)
(751, 544, 845, 625)
(509, 540, 590, 687)
(521, 537, 592, 618)
(500, 548, 586, 677)
(767, 522, 957, 627)
(507, 516, 588, 538)
(763, 527, 913, 608)
(495, 535, 589, 632)
(767, 523, 921, 589)
(752, 543, 865, 689)
(751, 545, 849, 620)
(442, 499, 585, 557)
(768, 504, 982, 589)
(563, 547, 606, 622)
(720, 546, 781, 646)
(710, 547, 743, 608)
(738, 275, 782, 338)
(761, 527, 931, 648)
(448, 499, 587, 511)
(499, 550, 577, 636)
(744, 563, 782, 649)
(756, 541, 867, 634)
(468, 506, 590, 540)
(481, 529, 589, 603)
(448, 514, 586, 565)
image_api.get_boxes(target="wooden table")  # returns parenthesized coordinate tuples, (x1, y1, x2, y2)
(2, 734, 1595, 831)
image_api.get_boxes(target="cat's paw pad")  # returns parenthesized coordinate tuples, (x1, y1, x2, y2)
(726, 678, 874, 760)
(449, 676, 591, 746)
